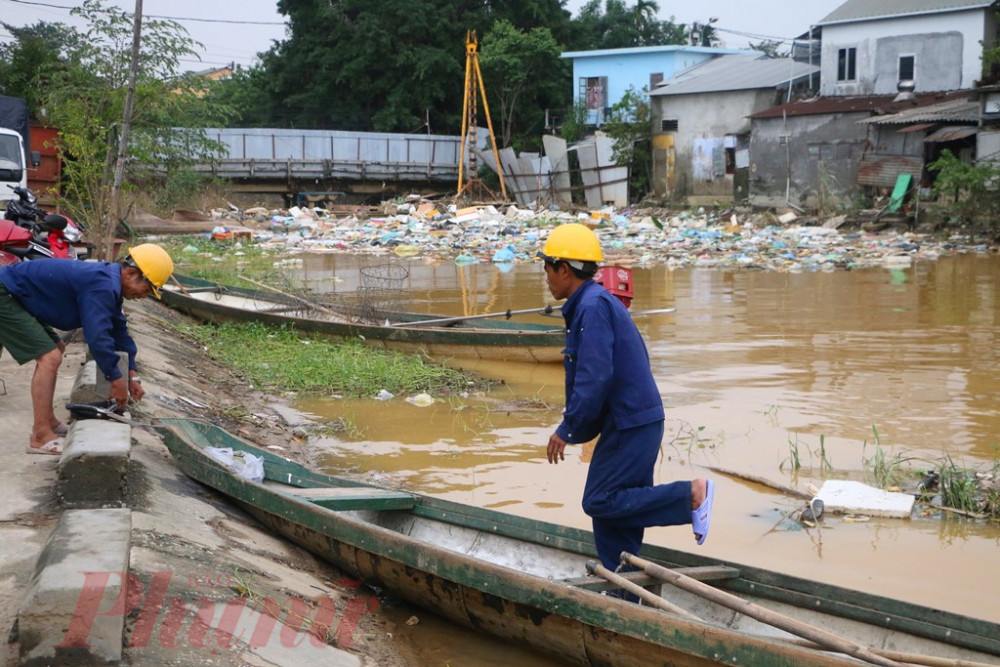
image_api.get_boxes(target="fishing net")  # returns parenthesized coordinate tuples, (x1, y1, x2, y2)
(356, 263, 409, 322)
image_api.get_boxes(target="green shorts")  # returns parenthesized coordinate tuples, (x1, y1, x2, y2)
(0, 281, 60, 364)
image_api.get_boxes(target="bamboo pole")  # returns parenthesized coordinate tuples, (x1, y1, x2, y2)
(776, 636, 997, 667)
(584, 561, 700, 621)
(394, 306, 676, 328)
(236, 275, 340, 318)
(620, 552, 906, 667)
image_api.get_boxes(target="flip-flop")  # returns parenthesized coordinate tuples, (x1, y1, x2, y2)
(26, 438, 65, 455)
(692, 479, 715, 545)
(53, 422, 69, 436)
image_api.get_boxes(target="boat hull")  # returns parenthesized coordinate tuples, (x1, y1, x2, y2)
(159, 275, 564, 363)
(157, 418, 1000, 667)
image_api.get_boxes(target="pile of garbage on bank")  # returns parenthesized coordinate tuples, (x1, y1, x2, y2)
(190, 195, 995, 272)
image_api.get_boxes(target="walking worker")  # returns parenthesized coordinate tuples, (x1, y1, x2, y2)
(0, 243, 174, 455)
(538, 223, 714, 596)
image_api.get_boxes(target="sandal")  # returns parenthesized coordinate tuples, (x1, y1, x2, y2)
(692, 479, 715, 545)
(26, 438, 65, 455)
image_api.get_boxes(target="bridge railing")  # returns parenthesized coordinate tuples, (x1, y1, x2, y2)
(193, 128, 475, 183)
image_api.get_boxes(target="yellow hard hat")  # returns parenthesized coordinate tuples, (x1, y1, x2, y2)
(126, 243, 174, 299)
(537, 223, 603, 268)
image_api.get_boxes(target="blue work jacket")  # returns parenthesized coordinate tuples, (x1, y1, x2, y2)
(556, 279, 664, 444)
(0, 260, 136, 381)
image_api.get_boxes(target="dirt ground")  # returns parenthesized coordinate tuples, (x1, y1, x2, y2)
(0, 296, 417, 666)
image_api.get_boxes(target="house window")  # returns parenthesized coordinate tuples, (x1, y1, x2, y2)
(580, 76, 608, 110)
(661, 119, 679, 132)
(837, 47, 856, 81)
(650, 72, 664, 89)
(899, 55, 915, 82)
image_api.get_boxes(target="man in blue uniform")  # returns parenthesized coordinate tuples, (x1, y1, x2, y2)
(539, 223, 714, 597)
(0, 244, 174, 454)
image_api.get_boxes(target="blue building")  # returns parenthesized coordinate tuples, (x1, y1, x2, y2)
(560, 45, 749, 125)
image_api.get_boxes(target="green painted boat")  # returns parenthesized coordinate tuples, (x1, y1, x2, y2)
(159, 274, 564, 363)
(157, 417, 1000, 667)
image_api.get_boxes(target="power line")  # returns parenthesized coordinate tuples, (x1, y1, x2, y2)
(1, 0, 286, 26)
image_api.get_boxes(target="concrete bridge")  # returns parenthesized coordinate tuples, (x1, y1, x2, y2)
(193, 128, 472, 204)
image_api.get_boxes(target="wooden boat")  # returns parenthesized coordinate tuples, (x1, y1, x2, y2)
(159, 274, 564, 362)
(158, 417, 1000, 667)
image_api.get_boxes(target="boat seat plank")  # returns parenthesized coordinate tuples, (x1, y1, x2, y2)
(563, 565, 739, 590)
(289, 486, 416, 511)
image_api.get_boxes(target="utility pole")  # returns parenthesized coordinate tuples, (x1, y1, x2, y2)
(106, 0, 142, 260)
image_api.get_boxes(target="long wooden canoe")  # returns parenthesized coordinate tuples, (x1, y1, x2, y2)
(159, 274, 564, 363)
(157, 418, 1000, 667)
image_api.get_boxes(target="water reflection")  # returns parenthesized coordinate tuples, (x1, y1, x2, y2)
(293, 252, 1000, 624)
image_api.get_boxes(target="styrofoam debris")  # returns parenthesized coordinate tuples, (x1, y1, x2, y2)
(815, 480, 915, 519)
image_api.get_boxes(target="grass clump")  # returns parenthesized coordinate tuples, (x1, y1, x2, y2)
(181, 321, 490, 398)
(158, 235, 286, 285)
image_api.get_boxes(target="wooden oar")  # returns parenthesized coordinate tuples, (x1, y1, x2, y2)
(393, 306, 677, 328)
(585, 561, 701, 621)
(237, 275, 341, 318)
(620, 552, 906, 667)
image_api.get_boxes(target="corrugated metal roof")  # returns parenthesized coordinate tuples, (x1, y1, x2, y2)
(924, 125, 978, 141)
(749, 90, 969, 119)
(859, 97, 980, 124)
(649, 55, 819, 96)
(560, 45, 747, 59)
(818, 0, 997, 26)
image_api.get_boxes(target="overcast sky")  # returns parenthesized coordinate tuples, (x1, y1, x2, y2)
(1, 0, 846, 71)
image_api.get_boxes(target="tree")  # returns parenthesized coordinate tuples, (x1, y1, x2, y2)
(571, 0, 685, 50)
(749, 40, 789, 59)
(255, 0, 573, 136)
(479, 21, 565, 148)
(601, 85, 652, 200)
(36, 0, 234, 257)
(0, 21, 81, 114)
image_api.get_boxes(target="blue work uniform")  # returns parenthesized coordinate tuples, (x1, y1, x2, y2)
(557, 279, 692, 573)
(0, 260, 137, 382)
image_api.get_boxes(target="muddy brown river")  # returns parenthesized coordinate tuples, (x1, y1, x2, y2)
(291, 251, 999, 664)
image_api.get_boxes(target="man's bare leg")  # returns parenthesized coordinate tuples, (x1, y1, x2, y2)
(29, 347, 62, 449)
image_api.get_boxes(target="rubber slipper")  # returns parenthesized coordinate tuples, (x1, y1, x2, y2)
(26, 438, 65, 455)
(692, 479, 715, 545)
(53, 422, 69, 436)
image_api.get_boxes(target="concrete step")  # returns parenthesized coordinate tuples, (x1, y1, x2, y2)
(17, 508, 132, 664)
(58, 418, 132, 508)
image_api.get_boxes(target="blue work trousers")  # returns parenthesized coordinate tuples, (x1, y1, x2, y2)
(581, 420, 692, 571)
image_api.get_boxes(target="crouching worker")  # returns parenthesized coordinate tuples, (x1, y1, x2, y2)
(0, 243, 174, 454)
(538, 223, 715, 601)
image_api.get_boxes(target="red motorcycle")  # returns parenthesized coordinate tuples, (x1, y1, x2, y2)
(0, 216, 33, 266)
(3, 185, 88, 260)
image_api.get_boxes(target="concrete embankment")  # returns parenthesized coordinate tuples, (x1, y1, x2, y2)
(0, 299, 409, 666)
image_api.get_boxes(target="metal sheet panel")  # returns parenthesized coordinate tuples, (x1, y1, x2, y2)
(856, 154, 924, 188)
(924, 125, 978, 142)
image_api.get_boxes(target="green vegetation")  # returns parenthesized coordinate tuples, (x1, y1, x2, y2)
(180, 321, 489, 398)
(780, 433, 833, 474)
(927, 149, 1000, 240)
(0, 0, 234, 257)
(938, 457, 982, 514)
(602, 85, 653, 199)
(157, 236, 283, 284)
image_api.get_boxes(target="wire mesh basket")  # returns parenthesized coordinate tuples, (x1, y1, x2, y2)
(357, 263, 409, 322)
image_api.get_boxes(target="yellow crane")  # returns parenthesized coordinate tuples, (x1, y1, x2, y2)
(457, 30, 507, 201)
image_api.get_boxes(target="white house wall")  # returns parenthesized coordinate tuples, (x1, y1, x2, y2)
(820, 12, 987, 96)
(657, 89, 775, 199)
